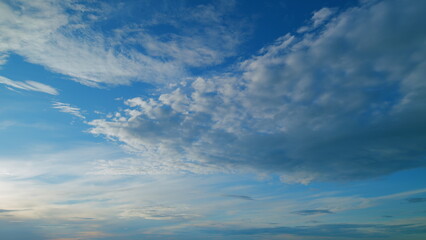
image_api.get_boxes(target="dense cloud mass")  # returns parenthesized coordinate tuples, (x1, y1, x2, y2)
(89, 0, 426, 183)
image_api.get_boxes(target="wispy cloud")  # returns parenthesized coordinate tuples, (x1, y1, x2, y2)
(292, 209, 333, 216)
(222, 194, 254, 201)
(120, 205, 200, 220)
(297, 7, 335, 33)
(0, 76, 58, 95)
(0, 0, 248, 87)
(0, 209, 21, 213)
(52, 102, 85, 119)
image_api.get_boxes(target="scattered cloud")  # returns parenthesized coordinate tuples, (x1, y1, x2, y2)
(0, 76, 58, 95)
(88, 0, 426, 183)
(292, 209, 333, 216)
(52, 102, 85, 119)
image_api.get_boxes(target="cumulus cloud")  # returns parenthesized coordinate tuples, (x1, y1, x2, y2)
(0, 76, 58, 95)
(52, 102, 85, 119)
(89, 0, 426, 183)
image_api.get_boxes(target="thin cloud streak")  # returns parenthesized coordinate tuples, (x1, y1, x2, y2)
(52, 102, 85, 119)
(292, 209, 333, 216)
(0, 76, 58, 95)
(222, 194, 254, 201)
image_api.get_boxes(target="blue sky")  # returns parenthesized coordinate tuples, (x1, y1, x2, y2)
(1, 0, 426, 239)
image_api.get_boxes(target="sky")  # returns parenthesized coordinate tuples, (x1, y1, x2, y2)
(0, 0, 426, 239)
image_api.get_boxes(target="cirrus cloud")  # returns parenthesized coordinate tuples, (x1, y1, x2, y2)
(0, 76, 58, 95)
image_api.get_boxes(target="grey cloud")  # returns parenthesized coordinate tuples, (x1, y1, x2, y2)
(292, 209, 333, 216)
(89, 0, 426, 183)
(406, 198, 426, 203)
(222, 194, 254, 201)
(0, 209, 20, 213)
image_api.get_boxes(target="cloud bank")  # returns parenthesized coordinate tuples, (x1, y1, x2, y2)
(89, 0, 426, 183)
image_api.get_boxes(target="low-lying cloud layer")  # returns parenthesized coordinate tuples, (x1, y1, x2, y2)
(88, 0, 426, 183)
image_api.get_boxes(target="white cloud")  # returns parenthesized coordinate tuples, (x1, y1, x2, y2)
(0, 76, 58, 95)
(88, 0, 426, 183)
(297, 7, 335, 33)
(0, 0, 247, 87)
(0, 0, 185, 86)
(52, 102, 85, 119)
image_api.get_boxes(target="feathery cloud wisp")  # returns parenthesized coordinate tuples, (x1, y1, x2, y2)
(0, 76, 58, 95)
(52, 102, 84, 119)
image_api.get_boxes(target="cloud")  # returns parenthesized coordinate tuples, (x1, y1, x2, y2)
(0, 209, 19, 213)
(222, 194, 254, 201)
(203, 223, 426, 238)
(406, 197, 426, 203)
(52, 102, 85, 119)
(89, 0, 426, 183)
(297, 7, 335, 33)
(0, 76, 58, 95)
(132, 1, 247, 68)
(292, 209, 333, 216)
(120, 205, 199, 220)
(0, 0, 247, 87)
